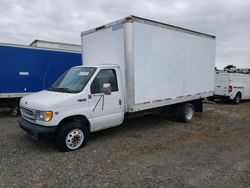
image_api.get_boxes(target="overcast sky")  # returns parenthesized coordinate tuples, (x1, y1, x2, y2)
(0, 0, 249, 68)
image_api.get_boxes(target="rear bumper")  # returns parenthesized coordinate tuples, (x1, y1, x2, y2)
(213, 95, 230, 100)
(18, 116, 57, 139)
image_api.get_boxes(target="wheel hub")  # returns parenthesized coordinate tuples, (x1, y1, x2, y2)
(185, 107, 193, 120)
(66, 129, 84, 150)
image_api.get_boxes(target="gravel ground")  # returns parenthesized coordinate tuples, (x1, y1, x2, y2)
(0, 101, 249, 187)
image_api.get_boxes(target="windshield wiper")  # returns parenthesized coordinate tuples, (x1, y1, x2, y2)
(48, 87, 75, 93)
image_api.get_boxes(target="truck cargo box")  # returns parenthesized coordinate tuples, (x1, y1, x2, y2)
(0, 43, 81, 108)
(81, 16, 216, 112)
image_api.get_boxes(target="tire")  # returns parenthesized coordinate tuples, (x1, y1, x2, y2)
(179, 103, 195, 123)
(233, 93, 241, 104)
(174, 105, 181, 122)
(56, 122, 89, 152)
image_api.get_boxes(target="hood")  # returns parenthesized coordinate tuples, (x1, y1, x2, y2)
(20, 90, 77, 110)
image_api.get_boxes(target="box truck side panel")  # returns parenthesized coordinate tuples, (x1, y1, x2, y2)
(0, 46, 46, 94)
(40, 50, 82, 88)
(0, 45, 81, 96)
(133, 22, 216, 104)
(82, 25, 125, 82)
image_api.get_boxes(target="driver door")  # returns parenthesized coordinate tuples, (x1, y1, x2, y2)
(88, 68, 124, 131)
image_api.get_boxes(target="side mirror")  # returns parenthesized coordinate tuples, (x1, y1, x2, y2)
(103, 83, 111, 95)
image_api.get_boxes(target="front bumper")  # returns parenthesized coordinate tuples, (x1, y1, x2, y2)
(18, 116, 57, 139)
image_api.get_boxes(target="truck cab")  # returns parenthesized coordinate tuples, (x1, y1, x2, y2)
(19, 65, 125, 151)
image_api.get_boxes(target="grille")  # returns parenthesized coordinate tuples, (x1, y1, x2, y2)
(20, 107, 35, 120)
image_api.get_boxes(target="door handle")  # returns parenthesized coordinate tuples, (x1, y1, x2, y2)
(119, 99, 122, 105)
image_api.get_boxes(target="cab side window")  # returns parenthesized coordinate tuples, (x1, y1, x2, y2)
(91, 69, 118, 94)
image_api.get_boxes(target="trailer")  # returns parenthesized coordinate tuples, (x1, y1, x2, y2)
(18, 16, 216, 151)
(29, 40, 82, 51)
(213, 70, 250, 104)
(0, 43, 82, 111)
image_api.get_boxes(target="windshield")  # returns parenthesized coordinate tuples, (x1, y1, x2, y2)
(47, 67, 96, 93)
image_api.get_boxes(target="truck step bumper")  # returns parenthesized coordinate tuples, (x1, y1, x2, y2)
(214, 95, 230, 100)
(18, 117, 57, 139)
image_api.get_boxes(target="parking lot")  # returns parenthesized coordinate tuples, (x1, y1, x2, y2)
(0, 101, 249, 187)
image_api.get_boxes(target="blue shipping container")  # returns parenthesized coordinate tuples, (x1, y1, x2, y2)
(0, 44, 82, 94)
(0, 43, 82, 108)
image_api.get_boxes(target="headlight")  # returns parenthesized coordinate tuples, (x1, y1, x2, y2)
(35, 111, 53, 122)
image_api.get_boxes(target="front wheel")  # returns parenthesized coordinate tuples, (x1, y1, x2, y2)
(56, 122, 89, 152)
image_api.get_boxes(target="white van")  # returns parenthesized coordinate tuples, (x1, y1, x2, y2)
(214, 71, 250, 104)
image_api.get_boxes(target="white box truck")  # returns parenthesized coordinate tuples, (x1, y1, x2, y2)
(18, 16, 216, 151)
(213, 69, 250, 104)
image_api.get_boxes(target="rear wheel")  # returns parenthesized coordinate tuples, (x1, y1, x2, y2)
(177, 103, 195, 123)
(234, 93, 241, 104)
(56, 122, 89, 152)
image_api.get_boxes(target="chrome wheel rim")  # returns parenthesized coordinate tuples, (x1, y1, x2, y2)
(185, 106, 193, 120)
(66, 129, 84, 150)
